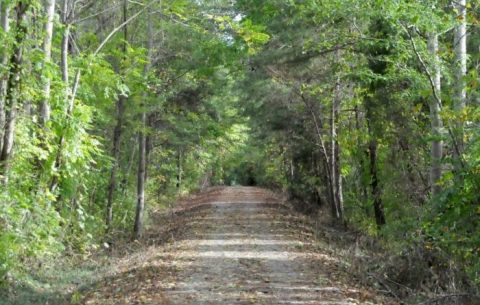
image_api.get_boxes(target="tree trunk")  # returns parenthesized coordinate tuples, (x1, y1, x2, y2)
(134, 113, 146, 239)
(106, 94, 126, 230)
(176, 149, 182, 191)
(134, 11, 153, 239)
(354, 106, 369, 215)
(49, 0, 73, 193)
(369, 139, 386, 227)
(0, 2, 29, 182)
(333, 80, 344, 221)
(452, 0, 467, 171)
(330, 96, 339, 219)
(0, 3, 10, 153)
(134, 114, 146, 239)
(122, 136, 137, 194)
(106, 0, 129, 231)
(39, 0, 56, 126)
(331, 76, 344, 222)
(365, 89, 385, 227)
(60, 0, 71, 86)
(145, 114, 154, 181)
(427, 33, 443, 196)
(300, 94, 337, 218)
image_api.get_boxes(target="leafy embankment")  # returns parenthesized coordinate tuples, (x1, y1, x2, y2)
(0, 191, 216, 305)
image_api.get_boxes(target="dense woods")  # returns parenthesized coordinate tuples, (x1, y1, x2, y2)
(0, 0, 479, 302)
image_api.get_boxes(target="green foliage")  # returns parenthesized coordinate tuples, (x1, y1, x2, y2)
(0, 0, 479, 297)
(229, 0, 480, 293)
(0, 119, 64, 279)
(423, 133, 480, 284)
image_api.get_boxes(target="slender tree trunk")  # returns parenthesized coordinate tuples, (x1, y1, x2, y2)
(364, 90, 385, 227)
(145, 114, 154, 181)
(122, 136, 137, 194)
(330, 97, 339, 219)
(452, 0, 467, 171)
(354, 106, 369, 215)
(61, 11, 70, 85)
(427, 33, 443, 196)
(39, 0, 56, 126)
(134, 111, 147, 239)
(106, 0, 128, 231)
(176, 148, 182, 190)
(300, 94, 337, 217)
(0, 3, 10, 153)
(369, 139, 386, 227)
(50, 0, 73, 193)
(106, 95, 125, 230)
(134, 11, 154, 239)
(331, 76, 344, 221)
(0, 3, 29, 182)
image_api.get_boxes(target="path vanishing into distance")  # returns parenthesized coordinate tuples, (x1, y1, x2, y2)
(81, 187, 396, 305)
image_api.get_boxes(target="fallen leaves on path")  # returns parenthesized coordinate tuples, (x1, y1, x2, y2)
(79, 187, 397, 305)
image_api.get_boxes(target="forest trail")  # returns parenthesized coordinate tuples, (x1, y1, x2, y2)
(81, 187, 395, 305)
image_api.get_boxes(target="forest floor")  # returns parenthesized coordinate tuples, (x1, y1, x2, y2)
(77, 186, 396, 305)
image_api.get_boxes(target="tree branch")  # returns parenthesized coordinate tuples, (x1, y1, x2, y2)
(93, 0, 160, 56)
(400, 22, 465, 169)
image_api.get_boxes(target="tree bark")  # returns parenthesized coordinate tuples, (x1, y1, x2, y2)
(354, 106, 369, 215)
(427, 33, 443, 196)
(176, 148, 182, 190)
(452, 0, 467, 171)
(106, 0, 128, 231)
(330, 94, 338, 219)
(364, 87, 385, 227)
(0, 2, 29, 182)
(0, 3, 10, 153)
(369, 139, 386, 227)
(49, 0, 73, 193)
(134, 111, 147, 239)
(331, 76, 344, 222)
(145, 114, 154, 181)
(299, 94, 337, 217)
(39, 0, 56, 126)
(106, 95, 125, 230)
(60, 0, 70, 86)
(134, 10, 154, 239)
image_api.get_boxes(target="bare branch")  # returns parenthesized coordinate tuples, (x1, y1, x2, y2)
(93, 0, 161, 56)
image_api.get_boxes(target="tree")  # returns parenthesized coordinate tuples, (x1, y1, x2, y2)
(0, 0, 479, 295)
(0, 2, 29, 182)
(39, 0, 56, 126)
(134, 9, 154, 240)
(0, 2, 10, 152)
(427, 33, 443, 196)
(106, 0, 129, 232)
(452, 0, 467, 171)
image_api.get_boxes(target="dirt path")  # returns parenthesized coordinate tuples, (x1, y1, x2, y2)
(81, 187, 395, 305)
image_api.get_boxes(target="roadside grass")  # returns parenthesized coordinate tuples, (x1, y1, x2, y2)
(0, 257, 111, 305)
